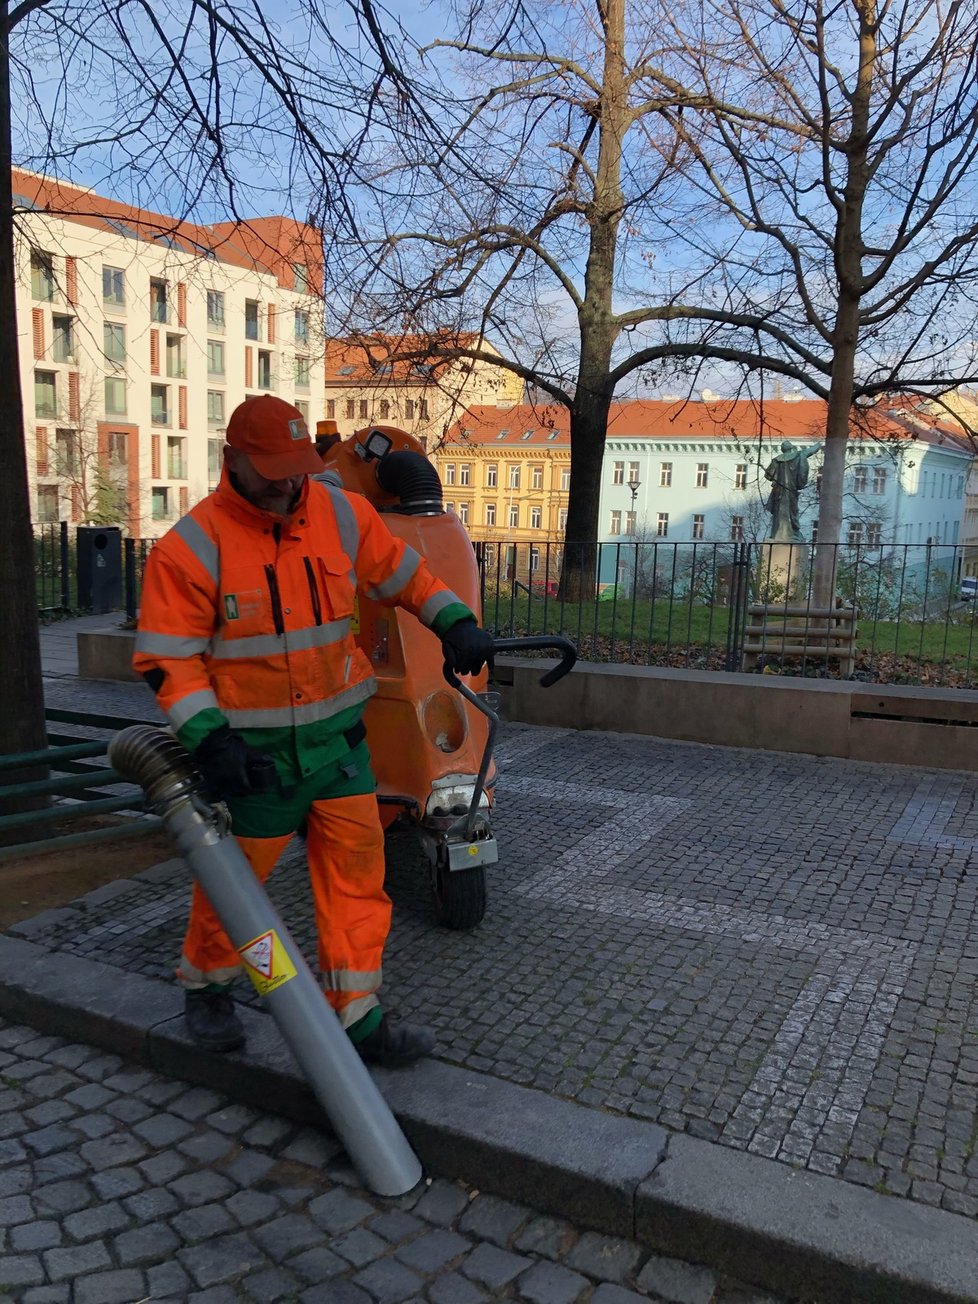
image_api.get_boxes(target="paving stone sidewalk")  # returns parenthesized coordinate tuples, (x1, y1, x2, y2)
(29, 656, 978, 1222)
(0, 1018, 785, 1303)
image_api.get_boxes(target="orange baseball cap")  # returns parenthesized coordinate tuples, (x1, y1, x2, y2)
(226, 395, 324, 478)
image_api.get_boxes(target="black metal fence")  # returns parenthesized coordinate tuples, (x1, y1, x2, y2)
(33, 523, 151, 621)
(476, 537, 978, 686)
(33, 524, 978, 685)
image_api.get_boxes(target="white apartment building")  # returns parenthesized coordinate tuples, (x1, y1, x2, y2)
(15, 169, 325, 538)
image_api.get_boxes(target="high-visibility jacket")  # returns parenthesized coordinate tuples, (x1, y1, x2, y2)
(134, 468, 473, 782)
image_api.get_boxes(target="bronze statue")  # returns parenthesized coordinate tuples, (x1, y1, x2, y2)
(764, 441, 821, 543)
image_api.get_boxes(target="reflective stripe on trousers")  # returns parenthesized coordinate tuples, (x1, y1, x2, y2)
(176, 791, 390, 1029)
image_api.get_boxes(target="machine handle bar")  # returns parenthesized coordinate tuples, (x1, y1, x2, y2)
(442, 634, 577, 691)
(441, 635, 577, 841)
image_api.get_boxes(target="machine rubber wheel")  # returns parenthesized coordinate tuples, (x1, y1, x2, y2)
(432, 855, 487, 930)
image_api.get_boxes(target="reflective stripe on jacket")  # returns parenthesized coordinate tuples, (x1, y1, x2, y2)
(133, 467, 472, 761)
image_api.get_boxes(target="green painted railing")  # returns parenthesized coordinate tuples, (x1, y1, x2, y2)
(0, 709, 164, 862)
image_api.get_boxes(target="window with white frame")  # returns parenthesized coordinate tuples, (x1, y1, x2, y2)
(872, 466, 887, 494)
(530, 506, 542, 529)
(866, 522, 882, 548)
(36, 484, 59, 522)
(613, 461, 624, 485)
(660, 462, 672, 487)
(509, 504, 519, 528)
(207, 340, 225, 377)
(102, 266, 125, 308)
(244, 299, 260, 340)
(444, 464, 456, 485)
(35, 371, 57, 418)
(295, 356, 310, 389)
(735, 463, 747, 490)
(610, 510, 622, 535)
(151, 383, 170, 426)
(531, 465, 543, 489)
(104, 376, 126, 415)
(628, 461, 640, 484)
(692, 514, 705, 540)
(206, 290, 224, 329)
(208, 439, 222, 480)
(656, 513, 669, 537)
(696, 462, 709, 488)
(730, 516, 744, 541)
(52, 316, 75, 363)
(457, 501, 469, 525)
(530, 546, 540, 572)
(853, 466, 868, 493)
(31, 251, 55, 301)
(625, 510, 636, 534)
(460, 464, 471, 485)
(167, 436, 187, 479)
(509, 464, 520, 489)
(485, 503, 496, 526)
(558, 508, 567, 530)
(486, 463, 497, 487)
(207, 391, 225, 427)
(103, 322, 126, 364)
(560, 468, 570, 490)
(55, 428, 77, 476)
(294, 309, 310, 345)
(150, 279, 169, 324)
(152, 486, 170, 520)
(848, 521, 864, 546)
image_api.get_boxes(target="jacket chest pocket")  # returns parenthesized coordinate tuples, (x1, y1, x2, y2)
(314, 553, 355, 623)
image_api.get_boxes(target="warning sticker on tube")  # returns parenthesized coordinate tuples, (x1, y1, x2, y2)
(239, 929, 297, 995)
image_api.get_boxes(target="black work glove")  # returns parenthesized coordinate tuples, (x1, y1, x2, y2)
(194, 726, 278, 799)
(441, 618, 495, 676)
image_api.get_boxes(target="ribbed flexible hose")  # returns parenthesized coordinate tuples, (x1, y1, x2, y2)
(108, 725, 199, 807)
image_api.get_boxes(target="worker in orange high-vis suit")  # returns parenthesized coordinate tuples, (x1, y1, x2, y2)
(134, 395, 494, 1062)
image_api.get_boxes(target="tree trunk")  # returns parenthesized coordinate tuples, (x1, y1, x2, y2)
(813, 300, 859, 607)
(559, 0, 626, 602)
(0, 0, 50, 827)
(562, 385, 614, 600)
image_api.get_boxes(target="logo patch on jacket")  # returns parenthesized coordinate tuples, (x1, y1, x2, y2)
(224, 591, 263, 621)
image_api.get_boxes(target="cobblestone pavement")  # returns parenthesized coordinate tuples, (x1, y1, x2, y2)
(31, 670, 978, 1220)
(0, 1018, 786, 1303)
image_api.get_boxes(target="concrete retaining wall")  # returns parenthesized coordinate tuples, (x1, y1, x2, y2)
(77, 628, 978, 772)
(494, 656, 978, 773)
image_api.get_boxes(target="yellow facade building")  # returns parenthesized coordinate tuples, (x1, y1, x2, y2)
(433, 404, 571, 583)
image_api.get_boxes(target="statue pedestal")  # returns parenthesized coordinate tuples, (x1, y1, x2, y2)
(755, 540, 808, 604)
(743, 540, 858, 674)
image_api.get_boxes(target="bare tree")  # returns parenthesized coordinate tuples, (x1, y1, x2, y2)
(1, 0, 421, 780)
(332, 0, 754, 598)
(646, 0, 978, 602)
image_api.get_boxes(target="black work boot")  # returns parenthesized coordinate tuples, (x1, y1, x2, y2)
(355, 1013, 436, 1067)
(184, 988, 246, 1052)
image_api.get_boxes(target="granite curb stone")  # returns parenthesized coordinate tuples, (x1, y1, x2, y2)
(1, 932, 976, 1302)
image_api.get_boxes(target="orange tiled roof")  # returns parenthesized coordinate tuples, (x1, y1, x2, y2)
(441, 398, 972, 451)
(11, 169, 321, 289)
(324, 333, 486, 384)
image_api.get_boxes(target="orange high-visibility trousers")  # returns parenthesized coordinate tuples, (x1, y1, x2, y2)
(177, 792, 391, 1029)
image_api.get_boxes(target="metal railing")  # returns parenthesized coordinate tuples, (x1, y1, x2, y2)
(33, 524, 978, 686)
(0, 708, 163, 861)
(476, 537, 978, 687)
